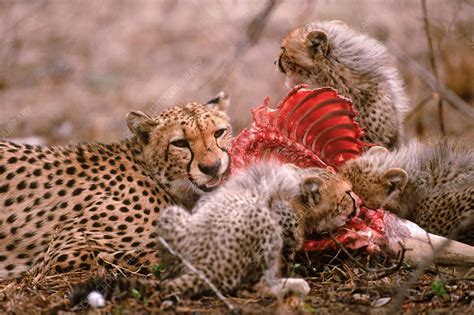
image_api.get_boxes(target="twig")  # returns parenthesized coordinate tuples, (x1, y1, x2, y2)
(387, 216, 472, 315)
(421, 0, 445, 135)
(387, 41, 474, 120)
(157, 236, 235, 312)
(405, 93, 433, 137)
(404, 94, 432, 123)
(329, 232, 406, 281)
(204, 0, 280, 91)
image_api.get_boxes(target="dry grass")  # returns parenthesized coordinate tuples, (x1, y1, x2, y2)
(0, 251, 472, 314)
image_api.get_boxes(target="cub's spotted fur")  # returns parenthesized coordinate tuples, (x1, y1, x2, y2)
(0, 93, 232, 278)
(277, 20, 408, 148)
(71, 162, 358, 306)
(340, 140, 474, 245)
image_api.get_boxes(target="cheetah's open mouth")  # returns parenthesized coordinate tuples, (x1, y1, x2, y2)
(190, 161, 231, 193)
(190, 174, 228, 193)
(201, 176, 225, 191)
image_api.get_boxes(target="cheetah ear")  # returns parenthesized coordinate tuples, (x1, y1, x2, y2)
(306, 30, 329, 58)
(383, 168, 408, 195)
(126, 111, 158, 145)
(300, 176, 324, 205)
(206, 91, 230, 111)
(367, 146, 389, 155)
(328, 20, 347, 26)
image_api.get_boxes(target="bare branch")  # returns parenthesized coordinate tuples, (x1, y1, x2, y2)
(387, 42, 474, 120)
(404, 94, 433, 123)
(421, 0, 445, 135)
(205, 0, 280, 90)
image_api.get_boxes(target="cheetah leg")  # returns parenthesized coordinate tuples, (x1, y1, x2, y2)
(255, 236, 310, 297)
(161, 272, 207, 297)
(33, 221, 160, 276)
(157, 205, 190, 243)
(37, 241, 160, 276)
(31, 228, 94, 275)
(96, 249, 161, 275)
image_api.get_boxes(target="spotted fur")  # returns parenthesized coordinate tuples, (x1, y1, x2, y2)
(339, 139, 474, 244)
(276, 20, 408, 148)
(70, 162, 358, 306)
(0, 93, 232, 278)
(158, 162, 358, 297)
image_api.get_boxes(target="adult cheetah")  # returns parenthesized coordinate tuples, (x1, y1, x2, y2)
(0, 93, 232, 278)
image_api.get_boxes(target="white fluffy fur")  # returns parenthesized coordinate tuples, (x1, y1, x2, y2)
(87, 291, 106, 308)
(308, 21, 409, 118)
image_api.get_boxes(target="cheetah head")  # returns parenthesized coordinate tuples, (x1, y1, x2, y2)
(296, 167, 359, 235)
(339, 146, 409, 216)
(276, 20, 383, 91)
(276, 21, 344, 88)
(126, 92, 232, 205)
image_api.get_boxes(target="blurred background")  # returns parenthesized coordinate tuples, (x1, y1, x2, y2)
(0, 0, 473, 145)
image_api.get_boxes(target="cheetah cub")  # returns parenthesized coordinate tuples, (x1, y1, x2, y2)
(277, 20, 408, 148)
(157, 162, 357, 297)
(339, 140, 474, 245)
(73, 162, 358, 305)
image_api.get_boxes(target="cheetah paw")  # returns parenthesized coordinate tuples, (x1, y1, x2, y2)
(270, 278, 311, 296)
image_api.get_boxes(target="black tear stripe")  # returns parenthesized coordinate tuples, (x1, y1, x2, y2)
(164, 143, 169, 163)
(216, 137, 231, 175)
(180, 124, 193, 174)
(186, 147, 194, 175)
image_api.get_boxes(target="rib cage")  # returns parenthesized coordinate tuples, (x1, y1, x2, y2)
(231, 85, 367, 172)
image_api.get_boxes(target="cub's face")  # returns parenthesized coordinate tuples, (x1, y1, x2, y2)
(338, 147, 408, 216)
(127, 93, 232, 204)
(296, 167, 359, 234)
(276, 21, 349, 89)
(276, 24, 332, 89)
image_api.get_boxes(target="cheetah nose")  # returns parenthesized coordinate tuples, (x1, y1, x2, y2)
(198, 160, 221, 177)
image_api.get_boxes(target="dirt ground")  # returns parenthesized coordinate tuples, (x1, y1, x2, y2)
(0, 0, 473, 314)
(0, 251, 473, 314)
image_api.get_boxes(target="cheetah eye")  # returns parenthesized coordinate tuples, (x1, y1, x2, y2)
(214, 128, 227, 139)
(276, 50, 286, 74)
(170, 139, 189, 148)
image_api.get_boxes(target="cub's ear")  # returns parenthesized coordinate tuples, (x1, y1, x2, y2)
(126, 111, 158, 145)
(367, 146, 389, 155)
(306, 30, 329, 57)
(300, 176, 324, 206)
(383, 168, 408, 195)
(328, 20, 347, 26)
(206, 91, 230, 111)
